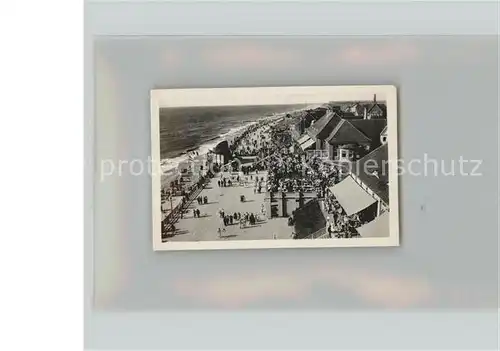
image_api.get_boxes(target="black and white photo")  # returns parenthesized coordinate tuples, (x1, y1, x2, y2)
(151, 86, 399, 250)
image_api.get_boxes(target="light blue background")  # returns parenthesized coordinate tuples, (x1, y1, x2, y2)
(85, 2, 499, 349)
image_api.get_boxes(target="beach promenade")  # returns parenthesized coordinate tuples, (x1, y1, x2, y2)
(167, 171, 291, 242)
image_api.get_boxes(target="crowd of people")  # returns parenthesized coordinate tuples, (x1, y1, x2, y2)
(261, 118, 366, 239)
(264, 122, 343, 195)
(216, 208, 264, 238)
(229, 120, 275, 155)
(324, 197, 362, 238)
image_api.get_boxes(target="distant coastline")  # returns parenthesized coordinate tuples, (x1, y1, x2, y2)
(160, 121, 257, 173)
(159, 104, 308, 172)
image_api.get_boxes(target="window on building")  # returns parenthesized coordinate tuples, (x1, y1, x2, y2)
(341, 150, 347, 158)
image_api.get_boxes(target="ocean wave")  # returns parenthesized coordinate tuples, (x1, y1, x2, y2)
(160, 121, 258, 173)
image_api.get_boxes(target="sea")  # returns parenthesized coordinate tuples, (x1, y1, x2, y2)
(159, 104, 307, 172)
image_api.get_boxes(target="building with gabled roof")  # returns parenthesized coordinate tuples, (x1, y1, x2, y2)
(326, 118, 387, 162)
(292, 108, 327, 137)
(365, 94, 387, 118)
(350, 119, 387, 144)
(305, 111, 343, 153)
(346, 94, 387, 119)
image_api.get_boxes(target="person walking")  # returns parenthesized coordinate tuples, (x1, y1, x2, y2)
(249, 213, 255, 225)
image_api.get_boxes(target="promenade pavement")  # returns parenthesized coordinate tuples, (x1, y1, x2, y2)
(168, 171, 291, 242)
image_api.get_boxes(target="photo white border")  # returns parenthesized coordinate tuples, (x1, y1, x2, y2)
(151, 85, 399, 251)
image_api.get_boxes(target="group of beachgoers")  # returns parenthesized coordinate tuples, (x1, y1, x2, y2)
(261, 118, 366, 239)
(216, 207, 265, 238)
(228, 119, 275, 155)
(217, 177, 232, 187)
(234, 131, 271, 157)
(196, 195, 208, 205)
(323, 196, 362, 238)
(265, 146, 340, 195)
(216, 173, 264, 190)
(326, 212, 362, 238)
(239, 165, 265, 175)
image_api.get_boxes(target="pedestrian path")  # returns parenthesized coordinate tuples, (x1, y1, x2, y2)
(167, 172, 290, 242)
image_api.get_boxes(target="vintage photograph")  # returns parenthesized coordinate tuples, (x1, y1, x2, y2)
(151, 86, 399, 250)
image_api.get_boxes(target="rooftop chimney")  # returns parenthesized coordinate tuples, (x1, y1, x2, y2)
(373, 94, 377, 103)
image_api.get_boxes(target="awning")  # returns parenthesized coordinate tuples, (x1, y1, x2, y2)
(356, 211, 389, 237)
(330, 176, 377, 215)
(300, 137, 316, 151)
(297, 134, 310, 144)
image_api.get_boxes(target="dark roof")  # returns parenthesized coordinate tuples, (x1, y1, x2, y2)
(326, 119, 371, 145)
(380, 125, 388, 136)
(367, 103, 387, 117)
(339, 111, 360, 119)
(214, 140, 230, 155)
(306, 111, 343, 140)
(349, 119, 387, 142)
(351, 144, 389, 204)
(293, 198, 326, 238)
